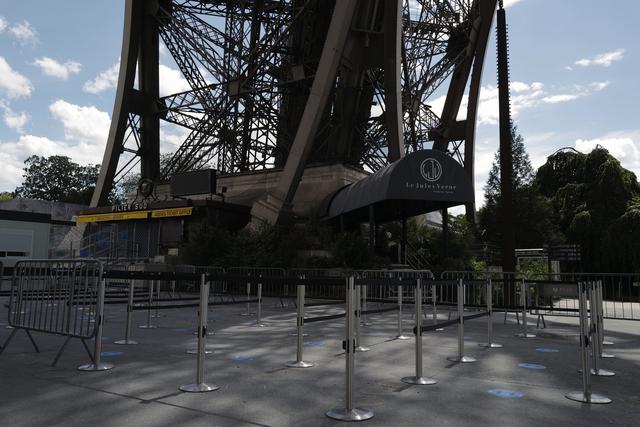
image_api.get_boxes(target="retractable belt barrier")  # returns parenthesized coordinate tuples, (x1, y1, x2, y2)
(0, 259, 113, 371)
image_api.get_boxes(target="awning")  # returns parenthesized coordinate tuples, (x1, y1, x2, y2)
(322, 150, 474, 222)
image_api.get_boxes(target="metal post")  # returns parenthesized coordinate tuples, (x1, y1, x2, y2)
(393, 284, 410, 340)
(326, 277, 374, 421)
(597, 281, 615, 351)
(253, 282, 264, 327)
(566, 282, 611, 404)
(448, 279, 476, 363)
(589, 282, 614, 376)
(78, 278, 114, 371)
(285, 285, 314, 368)
(516, 278, 535, 338)
(180, 274, 219, 393)
(240, 281, 253, 316)
(432, 284, 444, 331)
(171, 279, 176, 299)
(355, 285, 370, 352)
(151, 280, 162, 318)
(480, 279, 502, 348)
(139, 280, 157, 329)
(402, 279, 437, 385)
(114, 280, 138, 345)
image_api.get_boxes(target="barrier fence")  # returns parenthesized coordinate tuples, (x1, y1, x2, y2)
(1, 260, 620, 412)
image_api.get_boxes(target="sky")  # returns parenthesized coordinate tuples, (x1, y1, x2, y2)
(0, 0, 639, 209)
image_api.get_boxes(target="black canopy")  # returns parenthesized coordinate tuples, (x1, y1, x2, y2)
(322, 150, 474, 222)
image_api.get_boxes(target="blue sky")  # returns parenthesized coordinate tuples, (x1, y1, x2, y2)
(0, 0, 638, 208)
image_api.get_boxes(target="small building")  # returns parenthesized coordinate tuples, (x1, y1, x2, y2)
(0, 210, 51, 273)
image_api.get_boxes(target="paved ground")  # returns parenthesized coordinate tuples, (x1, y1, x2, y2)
(1, 292, 639, 427)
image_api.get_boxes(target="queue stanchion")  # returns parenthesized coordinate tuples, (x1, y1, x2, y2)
(114, 280, 138, 345)
(480, 279, 502, 348)
(139, 280, 157, 329)
(588, 281, 614, 377)
(285, 284, 314, 368)
(431, 284, 444, 331)
(326, 276, 374, 422)
(597, 281, 615, 352)
(180, 274, 219, 393)
(151, 280, 163, 318)
(355, 285, 370, 352)
(240, 281, 254, 316)
(566, 282, 611, 404)
(392, 283, 410, 340)
(516, 278, 535, 338)
(447, 279, 476, 363)
(78, 278, 114, 371)
(171, 279, 176, 299)
(253, 282, 265, 327)
(402, 278, 437, 385)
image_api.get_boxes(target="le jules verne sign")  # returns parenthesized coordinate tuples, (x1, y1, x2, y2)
(403, 157, 457, 195)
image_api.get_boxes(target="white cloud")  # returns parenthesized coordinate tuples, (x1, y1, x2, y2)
(33, 57, 81, 80)
(590, 81, 610, 91)
(575, 131, 640, 176)
(503, 0, 524, 7)
(0, 101, 29, 133)
(0, 56, 33, 98)
(83, 62, 119, 94)
(0, 16, 7, 33)
(159, 64, 190, 96)
(8, 20, 38, 46)
(49, 100, 111, 145)
(574, 49, 624, 68)
(84, 61, 189, 96)
(0, 100, 112, 191)
(542, 94, 582, 104)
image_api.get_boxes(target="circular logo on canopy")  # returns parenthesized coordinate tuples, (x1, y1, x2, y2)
(420, 158, 442, 182)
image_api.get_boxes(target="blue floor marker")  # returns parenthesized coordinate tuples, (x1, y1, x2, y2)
(536, 348, 560, 353)
(304, 341, 324, 347)
(488, 389, 524, 399)
(230, 355, 256, 362)
(101, 351, 124, 357)
(365, 331, 387, 336)
(519, 363, 546, 370)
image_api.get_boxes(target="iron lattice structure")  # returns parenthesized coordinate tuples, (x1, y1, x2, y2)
(93, 0, 498, 225)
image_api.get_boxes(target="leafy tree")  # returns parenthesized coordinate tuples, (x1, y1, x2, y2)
(0, 192, 13, 201)
(14, 156, 100, 205)
(478, 125, 561, 251)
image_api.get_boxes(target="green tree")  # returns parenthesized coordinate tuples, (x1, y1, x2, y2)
(478, 125, 561, 250)
(14, 156, 100, 205)
(0, 192, 13, 201)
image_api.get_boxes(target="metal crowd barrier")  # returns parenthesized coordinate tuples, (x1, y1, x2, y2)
(0, 259, 113, 371)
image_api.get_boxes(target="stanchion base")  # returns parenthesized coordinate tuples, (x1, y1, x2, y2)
(591, 368, 615, 377)
(362, 321, 372, 326)
(239, 312, 255, 316)
(515, 333, 536, 338)
(186, 349, 213, 355)
(285, 360, 314, 368)
(114, 339, 138, 345)
(326, 407, 374, 421)
(138, 325, 158, 329)
(150, 314, 164, 318)
(392, 335, 411, 341)
(479, 343, 503, 348)
(565, 391, 611, 404)
(179, 383, 220, 393)
(435, 328, 445, 332)
(251, 323, 266, 328)
(603, 340, 614, 345)
(601, 353, 615, 358)
(193, 331, 215, 336)
(77, 362, 114, 371)
(401, 376, 438, 385)
(288, 332, 309, 337)
(355, 346, 370, 352)
(447, 356, 477, 363)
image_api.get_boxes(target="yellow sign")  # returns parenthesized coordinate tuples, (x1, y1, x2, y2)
(76, 211, 150, 223)
(151, 207, 193, 218)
